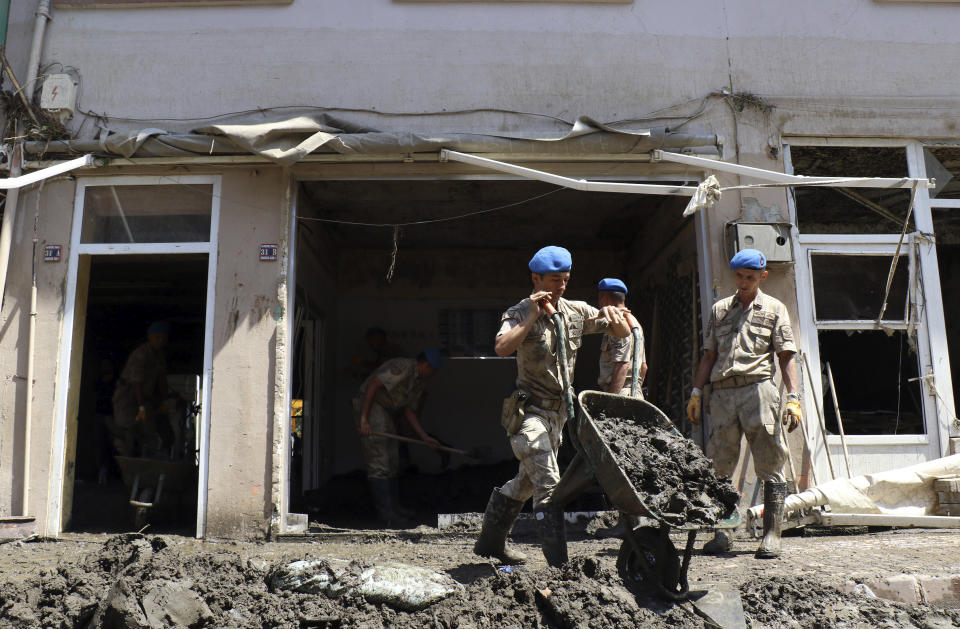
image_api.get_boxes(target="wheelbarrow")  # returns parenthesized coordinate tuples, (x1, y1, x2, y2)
(115, 456, 198, 529)
(551, 391, 741, 602)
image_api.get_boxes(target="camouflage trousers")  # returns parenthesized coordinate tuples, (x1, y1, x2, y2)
(355, 400, 399, 480)
(706, 378, 787, 483)
(499, 405, 564, 510)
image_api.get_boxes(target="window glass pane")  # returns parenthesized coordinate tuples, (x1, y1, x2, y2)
(818, 330, 923, 435)
(81, 184, 212, 243)
(791, 147, 914, 235)
(925, 147, 960, 200)
(439, 308, 502, 357)
(811, 254, 908, 320)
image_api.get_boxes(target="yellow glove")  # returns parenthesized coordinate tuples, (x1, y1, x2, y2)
(686, 388, 703, 425)
(784, 397, 802, 433)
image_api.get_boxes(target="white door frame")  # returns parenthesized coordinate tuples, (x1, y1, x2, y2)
(47, 175, 221, 538)
(784, 138, 956, 469)
(794, 239, 939, 455)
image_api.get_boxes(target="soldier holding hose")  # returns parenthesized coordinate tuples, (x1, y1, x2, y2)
(596, 278, 647, 398)
(474, 246, 632, 567)
(686, 249, 803, 559)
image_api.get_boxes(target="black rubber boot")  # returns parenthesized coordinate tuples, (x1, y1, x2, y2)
(474, 489, 528, 564)
(368, 478, 412, 528)
(702, 530, 732, 555)
(755, 481, 787, 559)
(535, 505, 568, 568)
(390, 477, 415, 519)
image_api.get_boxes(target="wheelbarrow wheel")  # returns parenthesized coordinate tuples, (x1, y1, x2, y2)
(616, 526, 682, 597)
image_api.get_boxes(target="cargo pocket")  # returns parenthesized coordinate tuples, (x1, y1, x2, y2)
(566, 314, 584, 351)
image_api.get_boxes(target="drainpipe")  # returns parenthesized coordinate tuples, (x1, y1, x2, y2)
(0, 0, 52, 308)
(23, 0, 52, 101)
(23, 210, 38, 516)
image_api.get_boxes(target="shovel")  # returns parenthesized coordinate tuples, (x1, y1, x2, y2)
(369, 431, 489, 460)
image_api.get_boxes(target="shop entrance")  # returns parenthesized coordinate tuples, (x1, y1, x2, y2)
(70, 254, 207, 534)
(50, 176, 219, 537)
(289, 176, 700, 528)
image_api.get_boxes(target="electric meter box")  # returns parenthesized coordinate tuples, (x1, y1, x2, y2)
(726, 222, 794, 264)
(39, 74, 78, 119)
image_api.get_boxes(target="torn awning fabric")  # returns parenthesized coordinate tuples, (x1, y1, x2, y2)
(23, 113, 720, 166)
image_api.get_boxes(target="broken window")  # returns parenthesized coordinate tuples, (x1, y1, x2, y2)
(439, 309, 503, 358)
(810, 254, 908, 321)
(81, 184, 213, 244)
(819, 330, 924, 435)
(924, 148, 960, 200)
(790, 147, 914, 234)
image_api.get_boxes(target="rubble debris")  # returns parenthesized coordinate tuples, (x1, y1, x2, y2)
(269, 558, 462, 611)
(2, 534, 960, 628)
(593, 412, 740, 525)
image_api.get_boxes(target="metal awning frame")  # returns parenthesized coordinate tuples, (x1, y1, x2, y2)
(0, 154, 94, 190)
(439, 149, 934, 194)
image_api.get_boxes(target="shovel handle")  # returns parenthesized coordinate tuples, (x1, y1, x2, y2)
(368, 431, 472, 456)
(539, 298, 557, 317)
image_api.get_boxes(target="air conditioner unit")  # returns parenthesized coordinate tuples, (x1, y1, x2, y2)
(726, 222, 794, 264)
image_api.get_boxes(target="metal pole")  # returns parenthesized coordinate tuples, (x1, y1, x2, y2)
(0, 143, 20, 309)
(825, 362, 853, 478)
(801, 353, 838, 482)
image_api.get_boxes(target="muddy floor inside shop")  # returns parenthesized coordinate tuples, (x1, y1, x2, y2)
(2, 526, 960, 628)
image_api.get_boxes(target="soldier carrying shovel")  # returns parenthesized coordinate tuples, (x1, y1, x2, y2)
(473, 246, 632, 567)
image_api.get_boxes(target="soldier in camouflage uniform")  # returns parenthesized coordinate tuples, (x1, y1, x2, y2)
(474, 246, 631, 567)
(110, 321, 173, 459)
(686, 249, 803, 559)
(596, 278, 647, 398)
(355, 349, 442, 527)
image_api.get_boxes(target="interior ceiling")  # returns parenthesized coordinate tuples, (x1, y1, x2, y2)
(298, 180, 688, 250)
(88, 254, 208, 306)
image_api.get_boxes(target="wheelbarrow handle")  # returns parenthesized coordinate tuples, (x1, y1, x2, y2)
(368, 431, 473, 457)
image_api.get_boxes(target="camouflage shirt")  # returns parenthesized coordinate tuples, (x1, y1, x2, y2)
(598, 324, 645, 390)
(497, 297, 610, 401)
(359, 357, 426, 412)
(704, 289, 797, 382)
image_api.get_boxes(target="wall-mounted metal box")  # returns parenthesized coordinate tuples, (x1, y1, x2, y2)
(726, 222, 794, 264)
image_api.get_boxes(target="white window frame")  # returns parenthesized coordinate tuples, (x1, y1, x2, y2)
(785, 139, 955, 456)
(796, 237, 934, 447)
(48, 175, 221, 538)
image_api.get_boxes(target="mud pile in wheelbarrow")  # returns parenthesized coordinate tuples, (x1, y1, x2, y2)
(593, 412, 740, 526)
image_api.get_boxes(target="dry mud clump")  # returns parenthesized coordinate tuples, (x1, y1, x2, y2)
(740, 575, 960, 629)
(2, 535, 960, 628)
(592, 412, 740, 525)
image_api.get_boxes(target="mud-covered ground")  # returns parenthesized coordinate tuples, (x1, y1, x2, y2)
(593, 412, 740, 525)
(2, 527, 960, 628)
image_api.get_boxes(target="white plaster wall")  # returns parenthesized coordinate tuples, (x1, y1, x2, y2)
(0, 179, 75, 530)
(1, 0, 951, 140)
(206, 166, 287, 539)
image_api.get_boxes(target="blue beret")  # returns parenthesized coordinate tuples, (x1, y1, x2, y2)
(422, 348, 442, 371)
(730, 248, 767, 270)
(147, 321, 171, 335)
(528, 246, 572, 274)
(597, 278, 628, 294)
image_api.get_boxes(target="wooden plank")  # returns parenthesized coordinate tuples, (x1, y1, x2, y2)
(933, 477, 960, 492)
(818, 513, 960, 528)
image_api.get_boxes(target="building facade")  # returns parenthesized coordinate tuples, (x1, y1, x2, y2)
(1, 0, 958, 539)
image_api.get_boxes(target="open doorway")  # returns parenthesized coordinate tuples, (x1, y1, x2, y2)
(70, 254, 207, 534)
(289, 177, 699, 528)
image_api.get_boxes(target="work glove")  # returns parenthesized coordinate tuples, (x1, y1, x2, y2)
(784, 395, 802, 433)
(686, 388, 703, 425)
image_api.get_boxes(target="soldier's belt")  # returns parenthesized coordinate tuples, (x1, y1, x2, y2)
(711, 375, 768, 390)
(524, 394, 563, 411)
